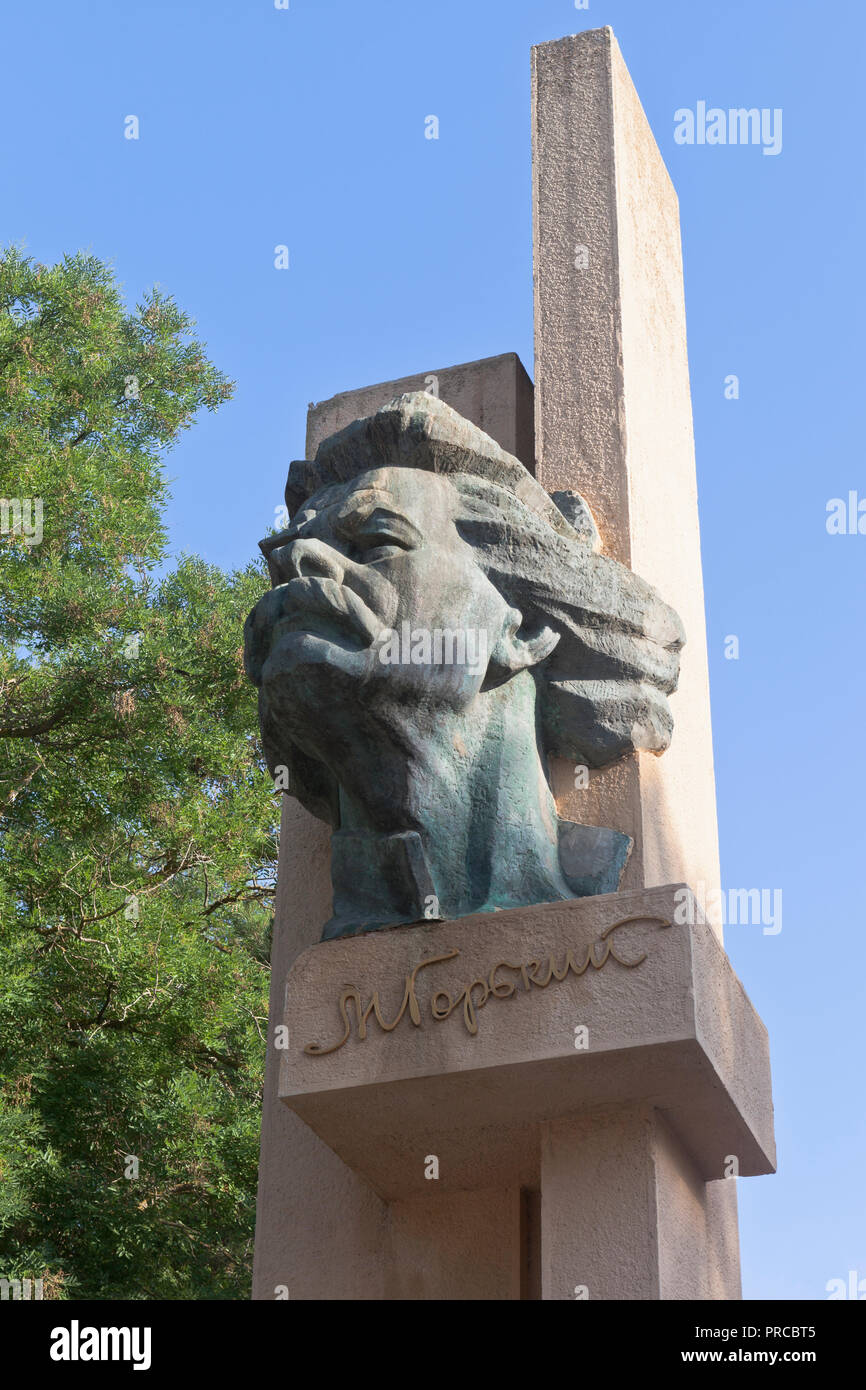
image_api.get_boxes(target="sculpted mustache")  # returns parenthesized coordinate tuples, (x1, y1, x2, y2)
(273, 576, 383, 646)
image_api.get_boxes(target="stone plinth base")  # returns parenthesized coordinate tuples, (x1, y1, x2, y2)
(258, 886, 773, 1300)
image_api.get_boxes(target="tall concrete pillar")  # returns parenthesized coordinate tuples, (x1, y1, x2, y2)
(532, 27, 722, 913)
(531, 25, 742, 1295)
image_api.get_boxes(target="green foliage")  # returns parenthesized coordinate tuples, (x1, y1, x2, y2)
(0, 247, 277, 1299)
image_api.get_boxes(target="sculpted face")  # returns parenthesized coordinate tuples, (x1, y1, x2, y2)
(244, 392, 684, 937)
(246, 466, 551, 731)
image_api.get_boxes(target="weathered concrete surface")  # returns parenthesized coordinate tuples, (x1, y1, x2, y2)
(251, 796, 389, 1301)
(541, 1106, 742, 1300)
(532, 28, 722, 915)
(307, 352, 536, 472)
(385, 1188, 523, 1300)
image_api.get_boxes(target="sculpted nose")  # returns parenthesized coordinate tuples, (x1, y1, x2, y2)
(278, 538, 346, 584)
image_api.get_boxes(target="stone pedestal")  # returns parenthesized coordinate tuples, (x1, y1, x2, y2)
(256, 885, 773, 1300)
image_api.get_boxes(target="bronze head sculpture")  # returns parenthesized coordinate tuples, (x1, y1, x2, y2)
(244, 393, 684, 939)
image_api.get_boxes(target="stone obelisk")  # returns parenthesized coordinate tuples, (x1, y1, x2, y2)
(529, 25, 744, 1298)
(250, 28, 774, 1301)
(533, 27, 722, 908)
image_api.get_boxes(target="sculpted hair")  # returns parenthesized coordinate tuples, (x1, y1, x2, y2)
(446, 471, 684, 766)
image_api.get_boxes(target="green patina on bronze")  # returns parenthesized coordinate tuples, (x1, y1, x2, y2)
(244, 393, 684, 940)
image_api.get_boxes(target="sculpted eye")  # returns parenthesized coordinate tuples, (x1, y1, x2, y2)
(355, 531, 413, 562)
(335, 501, 422, 561)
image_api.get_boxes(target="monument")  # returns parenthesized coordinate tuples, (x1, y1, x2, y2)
(245, 28, 775, 1300)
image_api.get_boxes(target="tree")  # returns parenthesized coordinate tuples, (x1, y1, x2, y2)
(0, 247, 278, 1299)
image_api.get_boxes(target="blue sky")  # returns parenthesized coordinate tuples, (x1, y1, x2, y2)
(3, 0, 864, 1301)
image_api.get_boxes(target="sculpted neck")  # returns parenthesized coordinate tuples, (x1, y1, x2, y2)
(336, 670, 572, 922)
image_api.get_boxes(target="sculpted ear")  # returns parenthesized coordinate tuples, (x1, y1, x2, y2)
(489, 606, 560, 675)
